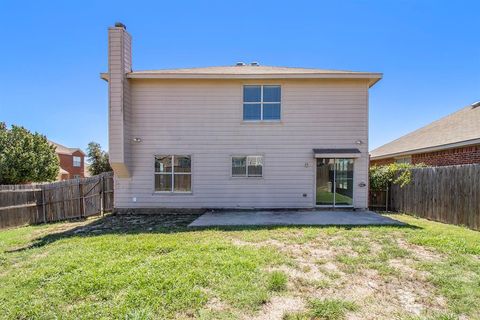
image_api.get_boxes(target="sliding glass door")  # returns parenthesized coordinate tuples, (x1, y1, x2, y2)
(316, 158, 354, 207)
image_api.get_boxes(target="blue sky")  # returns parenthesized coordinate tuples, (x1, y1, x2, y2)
(1, 0, 479, 152)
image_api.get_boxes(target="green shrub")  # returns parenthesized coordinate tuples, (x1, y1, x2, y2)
(369, 162, 425, 191)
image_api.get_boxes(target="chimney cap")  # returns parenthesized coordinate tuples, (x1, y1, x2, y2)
(472, 101, 480, 109)
(235, 62, 246, 66)
(114, 22, 127, 29)
(250, 62, 259, 66)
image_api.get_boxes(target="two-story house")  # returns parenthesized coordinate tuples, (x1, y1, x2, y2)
(101, 23, 382, 213)
(49, 141, 85, 180)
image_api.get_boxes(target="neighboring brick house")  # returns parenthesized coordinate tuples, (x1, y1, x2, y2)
(370, 102, 480, 167)
(49, 141, 86, 180)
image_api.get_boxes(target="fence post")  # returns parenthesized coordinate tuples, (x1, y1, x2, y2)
(42, 185, 47, 223)
(79, 180, 85, 218)
(100, 175, 104, 217)
(385, 185, 389, 212)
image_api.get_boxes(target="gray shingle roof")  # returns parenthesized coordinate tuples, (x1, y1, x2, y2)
(130, 65, 370, 75)
(370, 103, 480, 159)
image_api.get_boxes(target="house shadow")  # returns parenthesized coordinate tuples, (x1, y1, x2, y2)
(6, 212, 418, 253)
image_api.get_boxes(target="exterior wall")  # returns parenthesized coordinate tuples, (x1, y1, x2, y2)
(370, 157, 395, 166)
(57, 151, 85, 180)
(412, 145, 480, 166)
(114, 78, 370, 209)
(370, 144, 480, 167)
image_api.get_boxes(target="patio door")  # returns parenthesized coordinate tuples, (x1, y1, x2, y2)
(316, 158, 354, 207)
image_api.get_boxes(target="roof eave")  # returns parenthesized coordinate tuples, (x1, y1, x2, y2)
(370, 137, 480, 160)
(126, 72, 383, 82)
(367, 75, 383, 88)
(100, 72, 109, 81)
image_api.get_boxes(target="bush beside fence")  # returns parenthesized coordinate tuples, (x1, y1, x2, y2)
(0, 172, 113, 230)
(370, 164, 480, 231)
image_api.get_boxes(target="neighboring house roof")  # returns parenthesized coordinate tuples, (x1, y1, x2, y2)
(370, 102, 480, 160)
(49, 140, 85, 156)
(100, 65, 382, 87)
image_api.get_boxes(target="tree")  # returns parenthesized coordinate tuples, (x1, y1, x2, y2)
(0, 122, 59, 184)
(87, 142, 112, 175)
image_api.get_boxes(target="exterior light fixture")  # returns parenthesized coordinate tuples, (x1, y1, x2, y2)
(133, 137, 142, 143)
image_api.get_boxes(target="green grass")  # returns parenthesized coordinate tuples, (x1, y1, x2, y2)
(342, 215, 480, 317)
(0, 214, 479, 319)
(0, 225, 286, 319)
(392, 215, 480, 316)
(315, 189, 352, 205)
(267, 271, 288, 292)
(284, 299, 358, 320)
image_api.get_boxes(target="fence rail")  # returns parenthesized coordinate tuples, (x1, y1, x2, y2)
(0, 172, 114, 230)
(370, 164, 480, 231)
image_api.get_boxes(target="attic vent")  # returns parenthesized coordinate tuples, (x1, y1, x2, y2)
(250, 62, 259, 66)
(472, 101, 480, 109)
(236, 62, 246, 66)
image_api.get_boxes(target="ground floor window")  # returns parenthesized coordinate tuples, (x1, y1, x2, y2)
(155, 155, 191, 192)
(232, 155, 263, 177)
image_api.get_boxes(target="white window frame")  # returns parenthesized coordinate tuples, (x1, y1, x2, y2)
(243, 85, 281, 121)
(154, 155, 192, 193)
(73, 156, 81, 167)
(231, 155, 264, 177)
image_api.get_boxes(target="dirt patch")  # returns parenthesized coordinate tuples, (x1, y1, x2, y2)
(249, 296, 305, 320)
(231, 231, 450, 319)
(396, 238, 443, 262)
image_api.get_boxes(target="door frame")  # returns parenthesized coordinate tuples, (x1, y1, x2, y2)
(313, 158, 355, 208)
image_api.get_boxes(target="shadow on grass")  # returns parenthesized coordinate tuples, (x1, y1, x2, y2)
(6, 212, 419, 253)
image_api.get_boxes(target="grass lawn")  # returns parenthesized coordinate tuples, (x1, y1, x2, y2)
(316, 189, 352, 205)
(0, 214, 479, 319)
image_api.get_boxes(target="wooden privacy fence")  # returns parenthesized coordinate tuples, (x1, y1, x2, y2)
(371, 164, 480, 231)
(0, 172, 114, 230)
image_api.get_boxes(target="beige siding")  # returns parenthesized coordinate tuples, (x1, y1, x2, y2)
(108, 27, 131, 177)
(114, 78, 370, 209)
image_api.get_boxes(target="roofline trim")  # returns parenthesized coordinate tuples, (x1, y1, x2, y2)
(370, 138, 480, 160)
(100, 72, 382, 87)
(125, 71, 382, 80)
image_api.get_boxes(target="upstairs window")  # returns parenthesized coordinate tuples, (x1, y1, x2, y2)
(243, 85, 281, 121)
(155, 155, 192, 192)
(73, 156, 81, 167)
(232, 155, 264, 177)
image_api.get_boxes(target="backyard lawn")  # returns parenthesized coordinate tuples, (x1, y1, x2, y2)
(0, 214, 479, 320)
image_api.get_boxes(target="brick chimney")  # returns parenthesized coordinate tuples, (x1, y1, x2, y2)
(108, 22, 131, 178)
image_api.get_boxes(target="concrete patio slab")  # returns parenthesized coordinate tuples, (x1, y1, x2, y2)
(188, 210, 406, 227)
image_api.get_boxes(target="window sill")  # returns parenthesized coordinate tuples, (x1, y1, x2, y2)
(241, 120, 282, 125)
(152, 191, 193, 196)
(230, 176, 264, 179)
